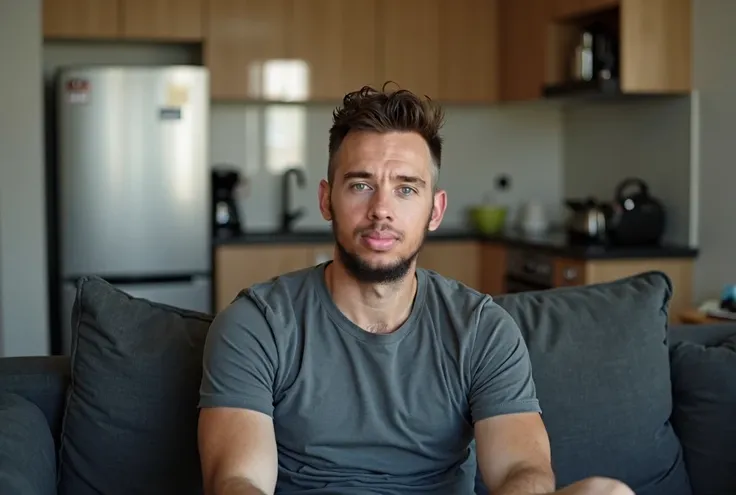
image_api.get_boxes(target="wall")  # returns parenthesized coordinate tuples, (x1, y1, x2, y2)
(212, 101, 565, 232)
(562, 96, 694, 246)
(692, 0, 736, 302)
(0, 0, 50, 356)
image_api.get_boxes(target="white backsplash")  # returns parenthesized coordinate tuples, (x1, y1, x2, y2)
(210, 101, 565, 233)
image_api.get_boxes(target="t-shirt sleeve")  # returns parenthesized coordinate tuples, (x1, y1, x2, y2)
(469, 302, 541, 424)
(198, 293, 278, 418)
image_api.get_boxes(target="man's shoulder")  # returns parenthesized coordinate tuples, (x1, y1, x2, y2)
(214, 264, 322, 336)
(418, 267, 516, 331)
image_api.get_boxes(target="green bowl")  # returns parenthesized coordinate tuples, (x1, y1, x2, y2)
(469, 206, 507, 235)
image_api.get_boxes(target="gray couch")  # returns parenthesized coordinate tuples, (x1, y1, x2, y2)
(0, 271, 735, 495)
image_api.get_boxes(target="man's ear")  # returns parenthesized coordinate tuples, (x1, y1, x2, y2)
(318, 179, 332, 221)
(428, 189, 447, 231)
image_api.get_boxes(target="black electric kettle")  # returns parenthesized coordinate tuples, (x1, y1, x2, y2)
(605, 178, 666, 246)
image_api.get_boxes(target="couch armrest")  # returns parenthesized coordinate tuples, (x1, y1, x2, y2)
(0, 393, 57, 495)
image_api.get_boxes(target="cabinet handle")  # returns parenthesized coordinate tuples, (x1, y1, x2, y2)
(563, 268, 578, 281)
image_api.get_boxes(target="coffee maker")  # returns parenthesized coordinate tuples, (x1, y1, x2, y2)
(211, 167, 243, 238)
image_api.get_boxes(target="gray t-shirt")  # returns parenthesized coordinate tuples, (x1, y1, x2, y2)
(199, 262, 541, 494)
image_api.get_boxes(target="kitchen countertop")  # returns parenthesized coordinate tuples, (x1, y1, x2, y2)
(213, 228, 699, 260)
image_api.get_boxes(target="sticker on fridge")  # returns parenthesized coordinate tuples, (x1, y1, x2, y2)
(66, 78, 90, 104)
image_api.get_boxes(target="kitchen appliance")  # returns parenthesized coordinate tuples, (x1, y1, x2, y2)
(212, 167, 243, 237)
(54, 65, 211, 355)
(605, 178, 666, 246)
(565, 197, 608, 244)
(504, 248, 554, 293)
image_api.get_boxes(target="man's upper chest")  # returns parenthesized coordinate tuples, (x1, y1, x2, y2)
(270, 324, 475, 460)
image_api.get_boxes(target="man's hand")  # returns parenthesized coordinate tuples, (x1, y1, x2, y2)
(555, 477, 634, 495)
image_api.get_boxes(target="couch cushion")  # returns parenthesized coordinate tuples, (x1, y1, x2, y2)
(670, 334, 736, 495)
(0, 392, 57, 495)
(491, 271, 691, 495)
(57, 276, 213, 495)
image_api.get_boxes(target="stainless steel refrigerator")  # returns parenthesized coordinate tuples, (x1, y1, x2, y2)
(55, 65, 211, 355)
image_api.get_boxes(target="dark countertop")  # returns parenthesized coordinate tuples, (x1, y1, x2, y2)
(214, 228, 699, 260)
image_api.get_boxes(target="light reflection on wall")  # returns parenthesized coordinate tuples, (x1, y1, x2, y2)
(261, 59, 309, 174)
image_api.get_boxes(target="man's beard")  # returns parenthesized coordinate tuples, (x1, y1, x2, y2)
(329, 205, 431, 284)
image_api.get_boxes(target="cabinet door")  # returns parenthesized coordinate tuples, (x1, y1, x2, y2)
(498, 0, 547, 102)
(418, 242, 481, 290)
(583, 0, 619, 11)
(619, 0, 691, 93)
(480, 243, 507, 295)
(290, 0, 379, 101)
(438, 0, 499, 103)
(548, 0, 584, 20)
(43, 0, 119, 39)
(215, 245, 312, 311)
(378, 0, 440, 99)
(205, 0, 290, 100)
(120, 0, 204, 40)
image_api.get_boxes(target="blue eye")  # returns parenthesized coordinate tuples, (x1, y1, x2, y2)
(399, 187, 415, 196)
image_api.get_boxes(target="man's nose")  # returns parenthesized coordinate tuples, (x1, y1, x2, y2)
(368, 187, 393, 221)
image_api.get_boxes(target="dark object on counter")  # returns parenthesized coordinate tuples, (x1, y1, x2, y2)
(721, 285, 736, 313)
(565, 197, 608, 244)
(281, 167, 307, 232)
(605, 178, 666, 246)
(212, 167, 243, 237)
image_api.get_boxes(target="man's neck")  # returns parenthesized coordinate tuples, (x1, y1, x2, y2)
(325, 260, 418, 334)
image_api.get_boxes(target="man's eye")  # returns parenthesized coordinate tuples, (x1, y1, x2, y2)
(352, 183, 368, 191)
(399, 187, 415, 195)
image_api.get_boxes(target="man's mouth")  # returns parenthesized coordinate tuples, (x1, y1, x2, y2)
(360, 229, 399, 251)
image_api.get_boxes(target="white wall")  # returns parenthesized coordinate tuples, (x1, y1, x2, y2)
(0, 0, 50, 356)
(692, 0, 736, 302)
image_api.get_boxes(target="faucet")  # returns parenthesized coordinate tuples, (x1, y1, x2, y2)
(281, 167, 307, 231)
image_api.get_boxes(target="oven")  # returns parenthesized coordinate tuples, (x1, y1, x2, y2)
(504, 248, 555, 294)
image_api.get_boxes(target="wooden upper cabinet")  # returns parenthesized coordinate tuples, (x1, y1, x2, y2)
(289, 0, 379, 101)
(619, 0, 691, 93)
(43, 0, 119, 39)
(438, 0, 499, 103)
(498, 0, 546, 102)
(583, 0, 619, 11)
(378, 0, 441, 99)
(549, 0, 584, 20)
(205, 0, 290, 100)
(120, 0, 204, 41)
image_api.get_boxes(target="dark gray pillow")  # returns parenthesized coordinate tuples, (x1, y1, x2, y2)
(57, 276, 214, 495)
(0, 392, 56, 495)
(670, 335, 736, 495)
(492, 271, 691, 495)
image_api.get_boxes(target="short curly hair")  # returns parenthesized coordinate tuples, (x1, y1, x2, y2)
(327, 83, 445, 187)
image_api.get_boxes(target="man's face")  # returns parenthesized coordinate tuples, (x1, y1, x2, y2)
(319, 130, 447, 284)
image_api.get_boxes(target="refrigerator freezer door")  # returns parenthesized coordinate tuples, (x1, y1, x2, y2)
(57, 66, 210, 278)
(60, 276, 211, 355)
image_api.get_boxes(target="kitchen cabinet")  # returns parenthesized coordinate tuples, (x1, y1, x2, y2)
(205, 0, 290, 101)
(480, 242, 507, 295)
(378, 0, 440, 99)
(43, 0, 205, 41)
(498, 0, 547, 102)
(43, 0, 119, 39)
(120, 0, 204, 41)
(417, 241, 483, 291)
(215, 243, 334, 311)
(289, 0, 380, 101)
(438, 0, 499, 103)
(544, 0, 692, 94)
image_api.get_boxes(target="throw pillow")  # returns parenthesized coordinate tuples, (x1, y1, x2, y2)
(0, 392, 57, 495)
(491, 271, 691, 495)
(57, 276, 214, 495)
(670, 334, 736, 495)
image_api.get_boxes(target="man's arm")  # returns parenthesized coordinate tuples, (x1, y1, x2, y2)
(197, 294, 282, 495)
(470, 302, 553, 494)
(475, 412, 555, 495)
(198, 407, 277, 495)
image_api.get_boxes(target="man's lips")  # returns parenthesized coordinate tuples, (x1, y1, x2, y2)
(360, 230, 399, 251)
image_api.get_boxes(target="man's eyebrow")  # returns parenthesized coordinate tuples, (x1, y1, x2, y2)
(342, 171, 427, 188)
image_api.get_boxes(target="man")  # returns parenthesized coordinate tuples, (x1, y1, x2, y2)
(197, 85, 633, 495)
